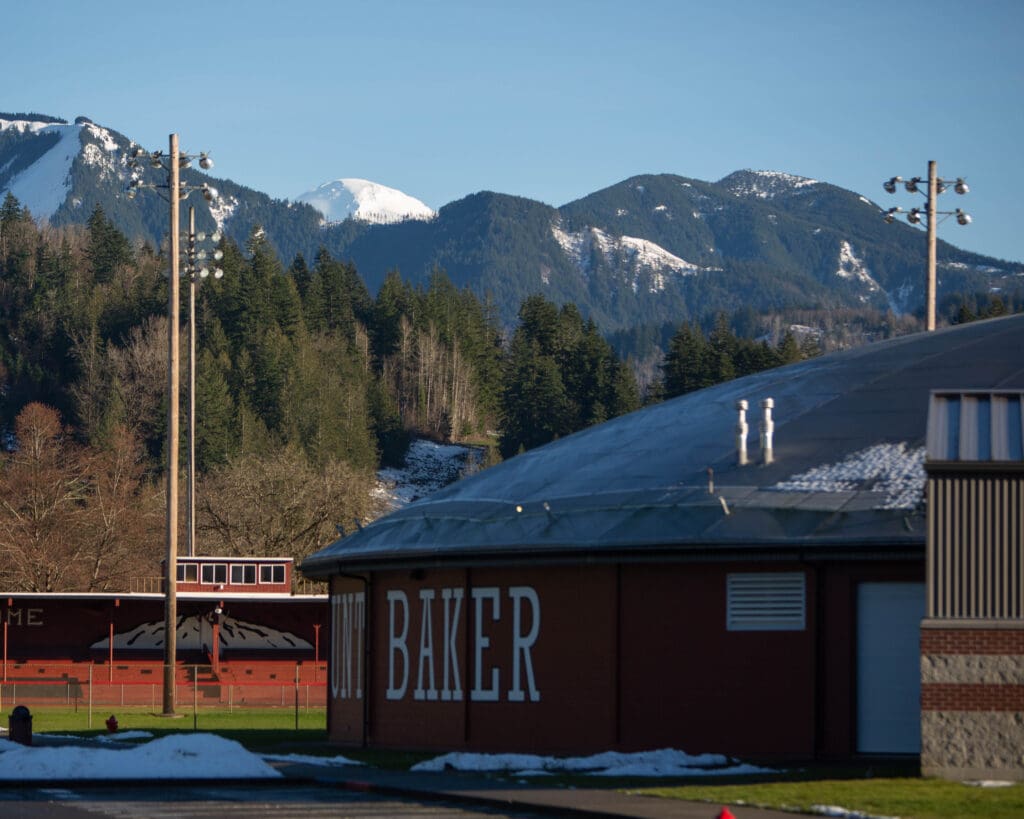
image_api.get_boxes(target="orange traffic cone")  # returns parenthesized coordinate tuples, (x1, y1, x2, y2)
(717, 808, 736, 819)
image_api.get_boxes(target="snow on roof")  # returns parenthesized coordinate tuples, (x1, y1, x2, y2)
(303, 315, 1024, 574)
(771, 442, 926, 510)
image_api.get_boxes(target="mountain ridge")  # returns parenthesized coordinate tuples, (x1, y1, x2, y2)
(2, 113, 1021, 332)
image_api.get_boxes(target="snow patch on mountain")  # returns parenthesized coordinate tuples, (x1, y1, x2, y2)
(552, 224, 720, 291)
(79, 124, 122, 181)
(295, 178, 435, 225)
(722, 170, 819, 199)
(836, 241, 881, 301)
(888, 279, 915, 315)
(946, 261, 1009, 276)
(0, 119, 81, 219)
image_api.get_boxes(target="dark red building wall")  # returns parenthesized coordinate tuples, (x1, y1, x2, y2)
(352, 565, 619, 754)
(326, 556, 924, 758)
(618, 563, 816, 756)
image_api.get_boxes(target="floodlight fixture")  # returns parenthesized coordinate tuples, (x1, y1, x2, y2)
(881, 160, 971, 332)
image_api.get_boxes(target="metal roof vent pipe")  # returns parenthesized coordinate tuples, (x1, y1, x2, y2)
(736, 399, 749, 465)
(760, 397, 775, 465)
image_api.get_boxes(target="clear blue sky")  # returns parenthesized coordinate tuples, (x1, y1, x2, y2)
(4, 0, 1022, 261)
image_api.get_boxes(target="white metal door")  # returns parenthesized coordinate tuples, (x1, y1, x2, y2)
(856, 582, 925, 753)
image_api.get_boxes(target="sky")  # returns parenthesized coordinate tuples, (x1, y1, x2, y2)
(3, 0, 1022, 261)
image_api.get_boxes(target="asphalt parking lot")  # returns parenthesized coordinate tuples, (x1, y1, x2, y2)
(0, 782, 545, 819)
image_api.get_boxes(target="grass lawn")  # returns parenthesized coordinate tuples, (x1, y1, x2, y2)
(22, 705, 328, 749)
(636, 778, 1024, 819)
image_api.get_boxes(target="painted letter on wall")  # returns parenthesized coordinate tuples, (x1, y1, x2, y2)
(386, 590, 410, 700)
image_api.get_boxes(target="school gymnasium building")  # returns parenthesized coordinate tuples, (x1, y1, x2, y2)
(303, 314, 1024, 779)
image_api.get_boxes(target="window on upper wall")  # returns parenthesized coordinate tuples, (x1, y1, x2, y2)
(726, 572, 806, 631)
(177, 563, 198, 583)
(260, 564, 286, 584)
(230, 564, 257, 585)
(200, 564, 227, 585)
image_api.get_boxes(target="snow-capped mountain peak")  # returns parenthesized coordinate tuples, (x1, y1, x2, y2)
(294, 178, 435, 225)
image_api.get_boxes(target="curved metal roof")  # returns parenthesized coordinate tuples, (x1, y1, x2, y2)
(303, 314, 1024, 575)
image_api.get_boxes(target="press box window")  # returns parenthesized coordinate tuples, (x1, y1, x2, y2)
(176, 563, 198, 583)
(201, 564, 227, 585)
(230, 564, 257, 585)
(727, 572, 806, 631)
(260, 564, 286, 584)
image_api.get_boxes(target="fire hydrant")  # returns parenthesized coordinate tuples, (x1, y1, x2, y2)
(105, 714, 118, 733)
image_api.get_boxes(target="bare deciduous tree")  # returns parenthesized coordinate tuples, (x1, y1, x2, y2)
(0, 403, 161, 592)
(195, 447, 384, 588)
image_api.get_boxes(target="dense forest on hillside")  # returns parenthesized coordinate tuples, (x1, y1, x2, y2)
(0, 195, 653, 591)
(7, 192, 1003, 592)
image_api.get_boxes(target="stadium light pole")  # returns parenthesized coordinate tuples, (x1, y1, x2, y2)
(165, 133, 181, 717)
(882, 161, 971, 331)
(126, 134, 216, 715)
(183, 206, 224, 559)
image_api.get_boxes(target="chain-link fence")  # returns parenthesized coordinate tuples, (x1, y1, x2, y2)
(0, 661, 327, 712)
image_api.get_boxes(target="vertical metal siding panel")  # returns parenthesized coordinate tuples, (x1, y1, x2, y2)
(966, 477, 974, 618)
(975, 478, 983, 618)
(973, 477, 983, 618)
(960, 477, 969, 619)
(1009, 479, 1016, 619)
(995, 477, 1003, 618)
(946, 477, 954, 618)
(960, 397, 979, 460)
(992, 397, 1009, 460)
(943, 478, 950, 618)
(977, 398, 992, 461)
(1016, 394, 1024, 459)
(984, 478, 993, 618)
(1017, 481, 1024, 618)
(988, 477, 997, 617)
(927, 477, 936, 618)
(926, 395, 946, 459)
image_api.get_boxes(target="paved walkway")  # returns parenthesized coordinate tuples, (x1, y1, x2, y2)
(272, 759, 802, 819)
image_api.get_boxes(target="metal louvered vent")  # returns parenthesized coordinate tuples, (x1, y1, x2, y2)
(727, 572, 806, 631)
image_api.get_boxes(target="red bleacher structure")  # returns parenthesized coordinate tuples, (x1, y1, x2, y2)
(1, 557, 328, 707)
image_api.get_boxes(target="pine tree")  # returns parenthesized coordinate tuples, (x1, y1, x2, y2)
(662, 323, 706, 397)
(194, 348, 235, 471)
(85, 205, 132, 284)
